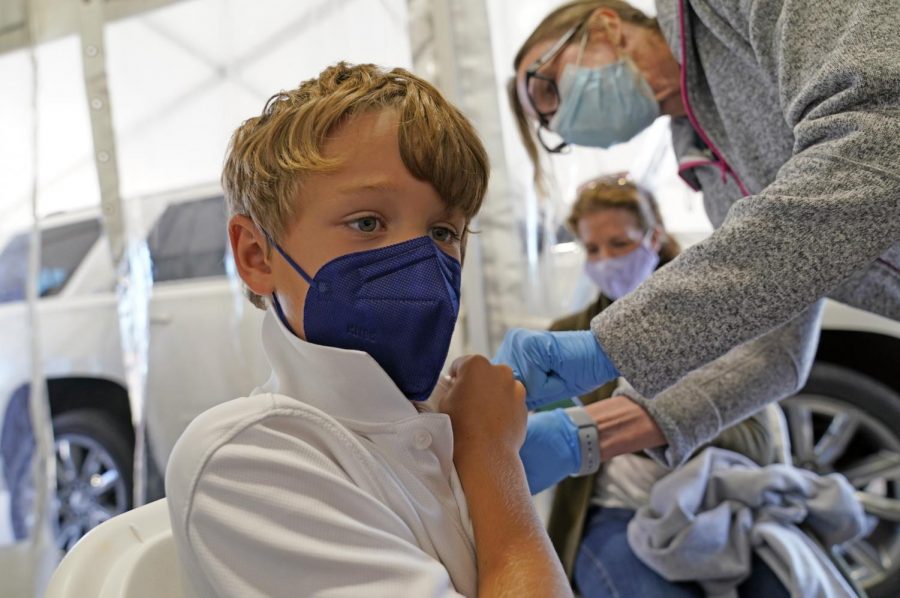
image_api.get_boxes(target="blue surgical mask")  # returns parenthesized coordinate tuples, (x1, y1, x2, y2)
(268, 236, 462, 401)
(584, 233, 660, 299)
(550, 59, 659, 149)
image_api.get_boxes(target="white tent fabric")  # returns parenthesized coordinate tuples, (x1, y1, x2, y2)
(0, 5, 65, 597)
(2, 0, 413, 227)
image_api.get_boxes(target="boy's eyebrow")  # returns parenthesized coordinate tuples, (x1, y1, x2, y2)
(334, 178, 465, 222)
(334, 179, 401, 195)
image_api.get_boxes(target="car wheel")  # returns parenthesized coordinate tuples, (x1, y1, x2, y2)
(11, 409, 133, 551)
(782, 363, 900, 597)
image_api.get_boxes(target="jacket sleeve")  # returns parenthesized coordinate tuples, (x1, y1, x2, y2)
(170, 422, 465, 598)
(592, 0, 900, 397)
(614, 300, 824, 469)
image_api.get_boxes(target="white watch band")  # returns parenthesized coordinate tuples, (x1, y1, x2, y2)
(564, 406, 601, 476)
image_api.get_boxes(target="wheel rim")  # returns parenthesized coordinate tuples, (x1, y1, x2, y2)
(18, 431, 131, 551)
(53, 432, 129, 551)
(783, 394, 900, 590)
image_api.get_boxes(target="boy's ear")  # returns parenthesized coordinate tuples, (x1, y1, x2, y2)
(228, 214, 275, 298)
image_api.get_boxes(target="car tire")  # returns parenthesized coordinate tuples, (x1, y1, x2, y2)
(10, 409, 133, 549)
(784, 362, 900, 597)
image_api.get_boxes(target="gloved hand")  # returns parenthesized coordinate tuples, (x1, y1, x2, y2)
(519, 409, 581, 495)
(493, 329, 619, 409)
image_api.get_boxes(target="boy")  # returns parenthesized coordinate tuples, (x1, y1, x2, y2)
(165, 62, 570, 597)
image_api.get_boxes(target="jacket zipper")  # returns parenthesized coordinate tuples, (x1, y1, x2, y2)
(677, 1, 899, 277)
(677, 0, 751, 198)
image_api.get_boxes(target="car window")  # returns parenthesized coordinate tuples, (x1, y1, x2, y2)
(146, 196, 228, 283)
(0, 219, 102, 303)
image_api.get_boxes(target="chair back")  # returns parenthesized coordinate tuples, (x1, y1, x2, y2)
(45, 498, 191, 598)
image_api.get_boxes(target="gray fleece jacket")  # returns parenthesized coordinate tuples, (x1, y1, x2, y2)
(592, 0, 900, 467)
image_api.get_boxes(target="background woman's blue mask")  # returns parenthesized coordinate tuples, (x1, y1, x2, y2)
(550, 59, 659, 149)
(270, 236, 462, 401)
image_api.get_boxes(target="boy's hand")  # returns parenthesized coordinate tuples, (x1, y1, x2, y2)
(439, 355, 528, 460)
(438, 355, 572, 597)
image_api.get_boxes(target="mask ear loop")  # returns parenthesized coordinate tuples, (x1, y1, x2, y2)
(574, 23, 589, 67)
(269, 292, 299, 337)
(259, 228, 314, 338)
(601, 19, 645, 86)
(262, 231, 315, 286)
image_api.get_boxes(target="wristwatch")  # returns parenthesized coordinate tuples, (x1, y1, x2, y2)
(564, 406, 601, 476)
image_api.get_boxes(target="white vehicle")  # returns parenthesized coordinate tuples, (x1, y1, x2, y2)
(0, 186, 268, 551)
(781, 302, 900, 596)
(0, 191, 898, 595)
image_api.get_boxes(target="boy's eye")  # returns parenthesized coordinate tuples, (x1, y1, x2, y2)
(431, 226, 460, 243)
(350, 216, 382, 233)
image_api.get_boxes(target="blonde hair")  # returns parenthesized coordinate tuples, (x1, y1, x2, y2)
(223, 62, 490, 308)
(567, 175, 680, 263)
(509, 1, 658, 194)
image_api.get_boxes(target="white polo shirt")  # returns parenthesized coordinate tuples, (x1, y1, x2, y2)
(166, 310, 477, 597)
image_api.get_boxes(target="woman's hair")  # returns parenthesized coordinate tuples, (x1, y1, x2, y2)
(222, 62, 489, 308)
(566, 175, 680, 263)
(509, 1, 658, 194)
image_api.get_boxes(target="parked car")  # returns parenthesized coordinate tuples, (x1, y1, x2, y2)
(781, 301, 900, 597)
(0, 185, 268, 551)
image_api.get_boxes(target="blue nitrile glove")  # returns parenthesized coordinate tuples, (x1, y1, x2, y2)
(519, 409, 581, 495)
(493, 329, 619, 409)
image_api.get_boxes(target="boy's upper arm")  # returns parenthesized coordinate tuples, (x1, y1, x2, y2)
(172, 408, 464, 598)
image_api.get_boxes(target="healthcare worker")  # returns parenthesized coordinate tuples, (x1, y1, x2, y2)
(523, 175, 785, 597)
(499, 0, 899, 468)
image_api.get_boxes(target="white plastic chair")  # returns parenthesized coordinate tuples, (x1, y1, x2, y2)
(45, 498, 191, 598)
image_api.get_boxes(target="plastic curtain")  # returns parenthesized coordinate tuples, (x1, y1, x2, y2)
(0, 2, 61, 594)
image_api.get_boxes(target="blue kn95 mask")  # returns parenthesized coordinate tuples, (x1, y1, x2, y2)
(268, 235, 462, 401)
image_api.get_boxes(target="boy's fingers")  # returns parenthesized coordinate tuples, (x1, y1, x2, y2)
(513, 381, 527, 404)
(449, 355, 471, 378)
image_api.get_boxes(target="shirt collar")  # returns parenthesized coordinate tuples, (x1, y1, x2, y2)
(255, 309, 419, 424)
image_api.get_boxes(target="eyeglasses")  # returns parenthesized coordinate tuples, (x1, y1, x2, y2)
(524, 21, 585, 153)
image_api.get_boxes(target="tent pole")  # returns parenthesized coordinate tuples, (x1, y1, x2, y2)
(407, 0, 524, 355)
